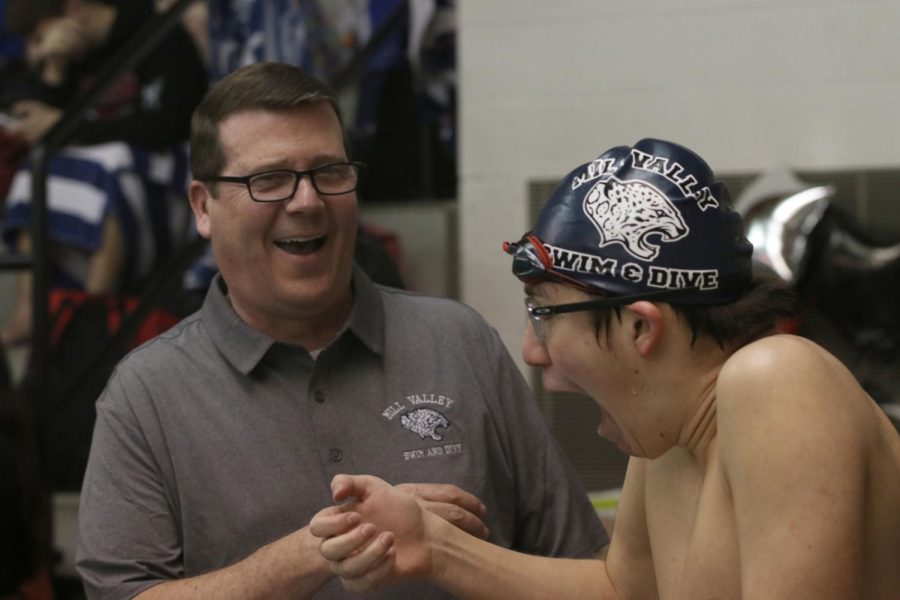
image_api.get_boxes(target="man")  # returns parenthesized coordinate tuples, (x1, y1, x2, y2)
(310, 138, 900, 599)
(75, 61, 606, 599)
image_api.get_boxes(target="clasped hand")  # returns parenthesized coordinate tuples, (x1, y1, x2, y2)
(310, 474, 487, 593)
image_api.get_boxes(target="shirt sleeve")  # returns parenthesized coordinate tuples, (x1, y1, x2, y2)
(481, 323, 610, 558)
(76, 368, 182, 600)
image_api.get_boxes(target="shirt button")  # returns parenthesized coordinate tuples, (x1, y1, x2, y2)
(329, 448, 343, 462)
(314, 390, 326, 404)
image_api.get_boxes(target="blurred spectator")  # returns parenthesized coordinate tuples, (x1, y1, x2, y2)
(206, 0, 340, 83)
(204, 0, 457, 202)
(350, 0, 457, 201)
(0, 0, 207, 346)
(154, 0, 209, 67)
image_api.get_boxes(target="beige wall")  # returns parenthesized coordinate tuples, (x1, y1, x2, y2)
(458, 0, 900, 366)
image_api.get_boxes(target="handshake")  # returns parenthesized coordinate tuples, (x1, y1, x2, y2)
(309, 474, 600, 599)
(309, 475, 478, 592)
(310, 474, 484, 594)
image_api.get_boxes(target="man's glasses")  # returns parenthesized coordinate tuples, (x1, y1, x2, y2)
(524, 288, 697, 342)
(204, 161, 365, 202)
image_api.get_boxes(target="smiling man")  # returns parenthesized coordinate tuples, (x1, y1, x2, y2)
(74, 62, 606, 600)
(310, 139, 900, 599)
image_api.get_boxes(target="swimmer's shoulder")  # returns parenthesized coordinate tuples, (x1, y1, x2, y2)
(716, 334, 872, 450)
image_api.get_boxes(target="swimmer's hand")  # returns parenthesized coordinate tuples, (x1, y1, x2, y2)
(311, 474, 461, 593)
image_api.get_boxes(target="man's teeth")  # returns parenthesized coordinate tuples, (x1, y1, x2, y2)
(275, 236, 326, 254)
(282, 235, 322, 243)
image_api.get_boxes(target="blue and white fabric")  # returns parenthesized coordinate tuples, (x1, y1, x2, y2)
(3, 142, 193, 290)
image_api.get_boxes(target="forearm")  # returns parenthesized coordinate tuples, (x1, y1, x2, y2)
(429, 517, 618, 600)
(134, 527, 333, 600)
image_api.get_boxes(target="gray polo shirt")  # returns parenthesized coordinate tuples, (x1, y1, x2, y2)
(76, 266, 607, 599)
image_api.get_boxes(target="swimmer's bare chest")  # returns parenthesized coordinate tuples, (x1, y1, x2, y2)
(644, 444, 742, 600)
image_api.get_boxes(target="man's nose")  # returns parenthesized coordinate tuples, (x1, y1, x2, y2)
(522, 321, 551, 367)
(284, 175, 323, 211)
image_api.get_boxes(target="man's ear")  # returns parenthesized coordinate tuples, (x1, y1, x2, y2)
(624, 301, 663, 357)
(188, 180, 213, 240)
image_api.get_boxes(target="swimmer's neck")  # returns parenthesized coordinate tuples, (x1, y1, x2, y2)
(676, 385, 718, 466)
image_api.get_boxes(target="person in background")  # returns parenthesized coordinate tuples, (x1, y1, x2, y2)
(310, 138, 900, 599)
(75, 61, 607, 599)
(1, 0, 207, 346)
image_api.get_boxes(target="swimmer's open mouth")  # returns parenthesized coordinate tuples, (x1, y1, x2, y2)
(275, 236, 326, 255)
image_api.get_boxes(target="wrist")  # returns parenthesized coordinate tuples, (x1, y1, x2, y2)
(423, 512, 458, 587)
(249, 527, 333, 596)
(294, 526, 333, 580)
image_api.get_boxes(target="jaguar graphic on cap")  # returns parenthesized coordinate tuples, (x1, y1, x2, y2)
(584, 176, 689, 261)
(505, 138, 754, 304)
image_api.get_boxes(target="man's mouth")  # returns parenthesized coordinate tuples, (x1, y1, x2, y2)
(274, 235, 326, 256)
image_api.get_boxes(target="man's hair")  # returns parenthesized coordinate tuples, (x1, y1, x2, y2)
(189, 62, 345, 184)
(591, 266, 798, 349)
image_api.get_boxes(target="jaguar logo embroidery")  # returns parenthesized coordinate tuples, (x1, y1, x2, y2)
(400, 408, 450, 441)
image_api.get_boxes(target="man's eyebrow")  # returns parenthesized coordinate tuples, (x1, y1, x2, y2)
(523, 284, 538, 297)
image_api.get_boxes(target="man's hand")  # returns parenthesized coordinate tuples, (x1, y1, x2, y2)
(311, 474, 448, 593)
(8, 100, 62, 144)
(397, 482, 489, 539)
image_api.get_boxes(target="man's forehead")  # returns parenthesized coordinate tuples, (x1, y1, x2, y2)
(219, 104, 340, 138)
(218, 106, 345, 169)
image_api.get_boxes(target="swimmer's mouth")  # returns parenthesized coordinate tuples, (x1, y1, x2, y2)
(275, 236, 326, 255)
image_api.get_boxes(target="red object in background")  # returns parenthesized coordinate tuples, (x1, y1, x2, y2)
(48, 288, 180, 351)
(359, 220, 408, 276)
(778, 316, 801, 334)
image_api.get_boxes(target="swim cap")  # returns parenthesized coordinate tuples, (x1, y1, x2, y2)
(504, 138, 753, 304)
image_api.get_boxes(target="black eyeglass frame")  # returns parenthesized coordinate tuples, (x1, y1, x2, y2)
(203, 161, 366, 202)
(524, 287, 699, 341)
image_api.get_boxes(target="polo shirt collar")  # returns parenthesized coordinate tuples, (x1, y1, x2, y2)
(346, 263, 386, 357)
(202, 275, 275, 374)
(201, 265, 385, 374)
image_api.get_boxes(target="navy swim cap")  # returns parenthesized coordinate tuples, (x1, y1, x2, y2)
(504, 138, 753, 304)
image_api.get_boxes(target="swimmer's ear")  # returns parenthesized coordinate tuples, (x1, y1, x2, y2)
(624, 301, 663, 357)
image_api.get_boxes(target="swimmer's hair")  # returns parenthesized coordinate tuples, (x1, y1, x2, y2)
(591, 265, 797, 348)
(672, 265, 798, 348)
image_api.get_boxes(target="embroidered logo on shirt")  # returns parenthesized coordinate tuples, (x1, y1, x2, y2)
(400, 408, 450, 441)
(381, 394, 462, 460)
